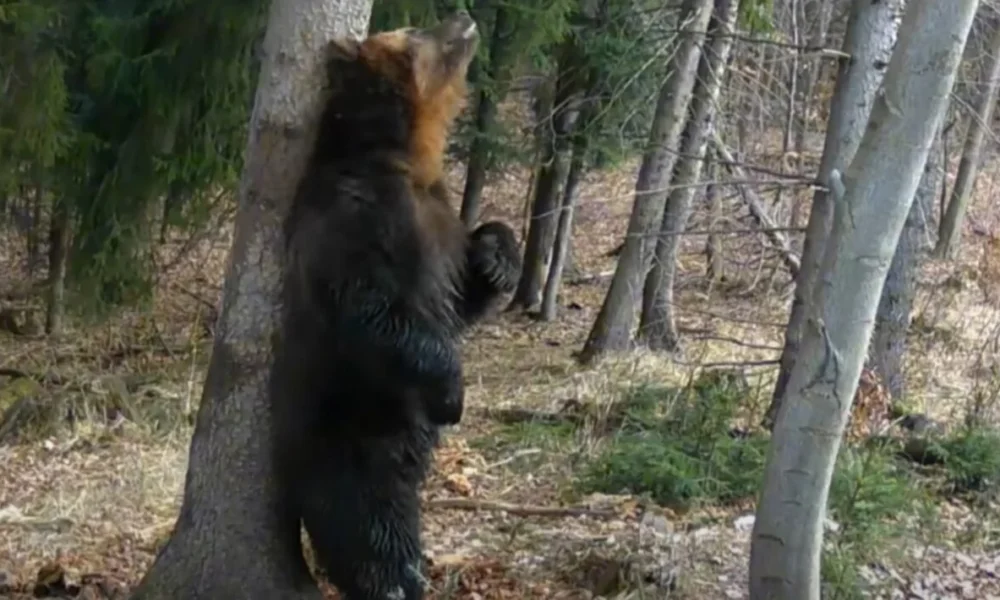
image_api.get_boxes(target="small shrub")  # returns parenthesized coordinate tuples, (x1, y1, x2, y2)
(823, 444, 935, 600)
(577, 370, 766, 508)
(579, 431, 769, 507)
(938, 426, 1000, 496)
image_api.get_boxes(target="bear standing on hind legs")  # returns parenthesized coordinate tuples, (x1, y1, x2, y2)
(269, 11, 522, 600)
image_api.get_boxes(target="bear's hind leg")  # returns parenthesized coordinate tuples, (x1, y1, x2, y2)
(300, 465, 426, 600)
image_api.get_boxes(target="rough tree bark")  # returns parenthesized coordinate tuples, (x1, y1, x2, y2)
(509, 42, 584, 311)
(578, 0, 713, 364)
(45, 201, 69, 336)
(766, 0, 901, 427)
(870, 125, 941, 400)
(128, 0, 373, 598)
(935, 14, 1000, 258)
(749, 2, 977, 598)
(459, 5, 511, 226)
(637, 0, 739, 351)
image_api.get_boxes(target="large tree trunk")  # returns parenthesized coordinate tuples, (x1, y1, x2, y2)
(459, 5, 512, 226)
(45, 201, 70, 336)
(637, 0, 739, 351)
(870, 124, 942, 400)
(577, 0, 713, 364)
(766, 0, 901, 427)
(128, 1, 373, 598)
(509, 43, 584, 311)
(935, 13, 1000, 258)
(749, 2, 976, 598)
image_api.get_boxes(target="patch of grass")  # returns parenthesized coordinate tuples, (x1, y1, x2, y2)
(578, 430, 769, 508)
(469, 419, 578, 472)
(491, 420, 578, 449)
(576, 370, 767, 509)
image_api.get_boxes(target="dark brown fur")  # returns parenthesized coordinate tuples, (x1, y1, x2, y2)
(269, 13, 520, 600)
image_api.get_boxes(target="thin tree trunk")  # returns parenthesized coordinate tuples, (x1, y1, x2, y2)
(540, 102, 592, 321)
(578, 0, 713, 364)
(766, 0, 901, 427)
(790, 0, 834, 229)
(935, 14, 1000, 258)
(159, 196, 171, 244)
(637, 0, 739, 351)
(459, 5, 511, 226)
(45, 201, 70, 336)
(159, 183, 185, 244)
(870, 124, 942, 400)
(509, 44, 583, 311)
(750, 2, 976, 598)
(128, 0, 373, 597)
(712, 134, 801, 274)
(26, 184, 41, 277)
(703, 149, 724, 283)
(774, 0, 799, 217)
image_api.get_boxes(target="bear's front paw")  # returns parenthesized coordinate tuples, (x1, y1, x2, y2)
(469, 221, 521, 294)
(424, 369, 464, 426)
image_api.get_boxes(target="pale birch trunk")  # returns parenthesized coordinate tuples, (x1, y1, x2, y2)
(749, 2, 978, 598)
(766, 0, 902, 426)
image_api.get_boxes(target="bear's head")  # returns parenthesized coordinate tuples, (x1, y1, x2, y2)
(319, 12, 481, 187)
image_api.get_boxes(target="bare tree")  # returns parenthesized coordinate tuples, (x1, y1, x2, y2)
(637, 0, 740, 351)
(870, 123, 943, 399)
(935, 12, 1000, 258)
(703, 149, 725, 283)
(789, 0, 835, 228)
(25, 183, 41, 277)
(540, 97, 594, 321)
(459, 5, 513, 226)
(578, 0, 713, 363)
(509, 42, 584, 311)
(128, 0, 373, 598)
(45, 200, 70, 335)
(750, 2, 978, 598)
(766, 0, 902, 426)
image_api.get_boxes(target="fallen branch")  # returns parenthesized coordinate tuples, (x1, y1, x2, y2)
(425, 498, 616, 519)
(0, 368, 65, 385)
(710, 130, 802, 277)
(476, 406, 581, 426)
(672, 359, 780, 369)
(689, 334, 784, 351)
(0, 506, 74, 532)
(567, 270, 614, 286)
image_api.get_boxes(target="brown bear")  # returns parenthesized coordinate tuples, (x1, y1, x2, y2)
(269, 11, 521, 600)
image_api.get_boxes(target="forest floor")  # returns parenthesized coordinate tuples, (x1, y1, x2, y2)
(3, 128, 1000, 598)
